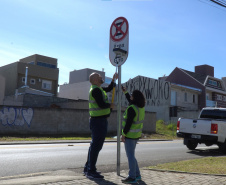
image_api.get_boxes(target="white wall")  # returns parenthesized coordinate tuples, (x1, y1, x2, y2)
(58, 81, 91, 100)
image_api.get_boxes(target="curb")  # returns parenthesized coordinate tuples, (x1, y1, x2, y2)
(0, 139, 171, 145)
(146, 168, 226, 177)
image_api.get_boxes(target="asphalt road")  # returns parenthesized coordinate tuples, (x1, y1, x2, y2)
(0, 140, 223, 178)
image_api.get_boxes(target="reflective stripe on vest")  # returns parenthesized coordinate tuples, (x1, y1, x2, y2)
(122, 105, 145, 138)
(89, 85, 110, 117)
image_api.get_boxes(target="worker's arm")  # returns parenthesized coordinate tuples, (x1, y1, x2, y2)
(102, 81, 115, 92)
(92, 88, 110, 109)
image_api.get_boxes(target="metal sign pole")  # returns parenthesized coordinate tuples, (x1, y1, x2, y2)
(117, 65, 121, 176)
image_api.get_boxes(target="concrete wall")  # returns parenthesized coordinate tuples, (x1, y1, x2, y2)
(171, 86, 199, 111)
(0, 106, 156, 136)
(69, 68, 105, 84)
(59, 81, 91, 100)
(169, 110, 200, 123)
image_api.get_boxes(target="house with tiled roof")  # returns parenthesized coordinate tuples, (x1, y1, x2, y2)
(166, 65, 226, 114)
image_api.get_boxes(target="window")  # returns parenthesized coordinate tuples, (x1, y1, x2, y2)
(208, 79, 222, 89)
(22, 77, 25, 83)
(42, 80, 52, 90)
(184, 92, 187, 102)
(193, 94, 195, 103)
(37, 61, 56, 69)
(29, 61, 35, 65)
(30, 78, 36, 84)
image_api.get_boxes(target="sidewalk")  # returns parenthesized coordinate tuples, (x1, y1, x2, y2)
(0, 168, 226, 185)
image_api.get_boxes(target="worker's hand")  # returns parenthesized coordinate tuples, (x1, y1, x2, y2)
(121, 86, 126, 92)
(110, 103, 115, 109)
(113, 73, 118, 81)
(121, 135, 125, 143)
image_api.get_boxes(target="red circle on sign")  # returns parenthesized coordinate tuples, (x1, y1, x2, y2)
(110, 17, 129, 42)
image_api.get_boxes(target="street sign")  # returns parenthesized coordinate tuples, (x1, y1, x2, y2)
(109, 17, 129, 66)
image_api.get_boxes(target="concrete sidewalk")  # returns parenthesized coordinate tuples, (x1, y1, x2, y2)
(0, 168, 226, 185)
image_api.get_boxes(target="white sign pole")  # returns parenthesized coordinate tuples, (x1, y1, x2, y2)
(109, 16, 129, 176)
(117, 65, 121, 176)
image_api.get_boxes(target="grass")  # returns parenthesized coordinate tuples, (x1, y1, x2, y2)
(144, 119, 178, 140)
(0, 136, 92, 141)
(149, 157, 226, 175)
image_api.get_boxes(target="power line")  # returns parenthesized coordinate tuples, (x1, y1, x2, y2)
(210, 0, 226, 8)
(198, 0, 226, 12)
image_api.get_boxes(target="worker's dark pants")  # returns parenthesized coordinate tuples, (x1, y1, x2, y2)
(84, 117, 108, 172)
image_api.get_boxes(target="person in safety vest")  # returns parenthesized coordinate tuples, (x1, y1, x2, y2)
(84, 72, 118, 179)
(121, 87, 145, 184)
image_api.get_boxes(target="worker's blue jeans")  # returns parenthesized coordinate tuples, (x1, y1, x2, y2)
(124, 138, 140, 179)
(85, 117, 108, 172)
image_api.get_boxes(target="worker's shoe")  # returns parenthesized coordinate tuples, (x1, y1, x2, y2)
(121, 176, 137, 184)
(86, 171, 104, 179)
(83, 168, 101, 175)
(136, 175, 142, 181)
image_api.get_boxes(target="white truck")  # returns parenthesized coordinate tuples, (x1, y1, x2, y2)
(177, 107, 226, 153)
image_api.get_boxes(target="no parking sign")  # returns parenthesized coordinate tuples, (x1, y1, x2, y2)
(109, 17, 129, 66)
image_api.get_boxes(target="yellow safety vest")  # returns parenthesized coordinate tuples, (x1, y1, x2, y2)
(122, 105, 145, 139)
(89, 85, 110, 117)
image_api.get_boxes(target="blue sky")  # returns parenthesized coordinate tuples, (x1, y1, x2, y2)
(0, 0, 226, 85)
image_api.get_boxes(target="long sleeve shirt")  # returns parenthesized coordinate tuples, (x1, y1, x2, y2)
(122, 92, 136, 135)
(91, 81, 115, 118)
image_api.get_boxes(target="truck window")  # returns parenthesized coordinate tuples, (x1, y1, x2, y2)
(200, 109, 226, 119)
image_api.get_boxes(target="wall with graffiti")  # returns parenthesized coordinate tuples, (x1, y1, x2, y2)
(0, 107, 156, 136)
(0, 107, 33, 127)
(117, 76, 170, 121)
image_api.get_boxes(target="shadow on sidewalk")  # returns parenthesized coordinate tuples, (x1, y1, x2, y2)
(88, 178, 118, 185)
(88, 177, 148, 185)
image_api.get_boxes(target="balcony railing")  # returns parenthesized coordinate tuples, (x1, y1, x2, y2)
(206, 100, 216, 107)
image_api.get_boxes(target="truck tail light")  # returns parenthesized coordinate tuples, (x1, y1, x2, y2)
(177, 121, 180, 131)
(211, 123, 218, 134)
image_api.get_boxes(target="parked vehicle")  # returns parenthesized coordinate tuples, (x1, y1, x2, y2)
(177, 107, 226, 153)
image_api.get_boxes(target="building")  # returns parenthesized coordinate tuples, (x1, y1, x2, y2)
(58, 68, 112, 100)
(0, 54, 59, 98)
(0, 75, 5, 105)
(166, 65, 226, 112)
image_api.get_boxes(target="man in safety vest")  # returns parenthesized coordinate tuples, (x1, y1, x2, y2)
(84, 72, 118, 179)
(121, 87, 145, 184)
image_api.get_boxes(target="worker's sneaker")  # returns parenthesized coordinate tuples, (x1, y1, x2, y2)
(136, 175, 142, 181)
(86, 171, 104, 179)
(83, 168, 101, 176)
(121, 176, 137, 184)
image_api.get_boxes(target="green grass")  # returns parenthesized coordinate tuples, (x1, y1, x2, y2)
(149, 157, 226, 175)
(146, 120, 178, 140)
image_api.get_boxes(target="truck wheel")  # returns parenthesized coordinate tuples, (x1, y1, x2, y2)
(218, 141, 226, 154)
(186, 141, 198, 150)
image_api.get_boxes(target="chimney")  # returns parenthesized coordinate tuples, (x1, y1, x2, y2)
(195, 64, 214, 77)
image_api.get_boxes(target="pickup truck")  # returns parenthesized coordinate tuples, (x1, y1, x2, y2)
(177, 107, 226, 153)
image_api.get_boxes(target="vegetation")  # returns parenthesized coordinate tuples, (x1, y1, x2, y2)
(144, 120, 178, 140)
(149, 157, 226, 175)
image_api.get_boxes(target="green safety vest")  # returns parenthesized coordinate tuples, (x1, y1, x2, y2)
(122, 105, 145, 139)
(89, 85, 110, 117)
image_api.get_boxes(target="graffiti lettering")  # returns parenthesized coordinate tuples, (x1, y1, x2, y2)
(0, 107, 33, 127)
(119, 76, 170, 107)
